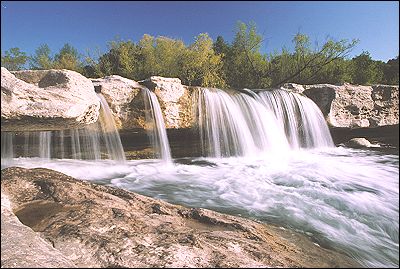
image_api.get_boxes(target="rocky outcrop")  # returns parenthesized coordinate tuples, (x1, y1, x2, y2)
(92, 76, 195, 130)
(282, 83, 399, 128)
(1, 194, 76, 268)
(140, 76, 194, 129)
(92, 75, 145, 129)
(1, 68, 100, 132)
(1, 167, 357, 268)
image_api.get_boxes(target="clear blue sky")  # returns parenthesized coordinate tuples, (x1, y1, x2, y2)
(1, 1, 399, 62)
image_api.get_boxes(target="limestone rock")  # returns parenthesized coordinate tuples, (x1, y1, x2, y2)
(1, 167, 358, 268)
(1, 194, 76, 268)
(294, 83, 399, 128)
(92, 75, 145, 130)
(1, 68, 100, 131)
(281, 83, 305, 94)
(140, 76, 194, 129)
(11, 69, 49, 86)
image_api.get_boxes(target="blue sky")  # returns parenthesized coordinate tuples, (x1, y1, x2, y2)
(1, 1, 399, 62)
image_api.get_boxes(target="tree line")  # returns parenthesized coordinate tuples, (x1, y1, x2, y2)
(2, 22, 399, 88)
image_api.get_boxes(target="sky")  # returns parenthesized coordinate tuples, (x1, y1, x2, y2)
(1, 1, 399, 62)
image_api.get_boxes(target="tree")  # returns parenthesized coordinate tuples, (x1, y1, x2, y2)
(213, 36, 230, 57)
(224, 21, 270, 89)
(1, 47, 28, 70)
(383, 56, 399, 84)
(29, 44, 53, 69)
(270, 35, 358, 86)
(181, 33, 226, 87)
(53, 43, 82, 72)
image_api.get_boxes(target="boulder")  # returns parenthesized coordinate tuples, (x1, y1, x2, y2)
(344, 137, 379, 148)
(140, 76, 194, 129)
(91, 75, 145, 130)
(1, 68, 100, 132)
(282, 83, 399, 129)
(1, 167, 358, 268)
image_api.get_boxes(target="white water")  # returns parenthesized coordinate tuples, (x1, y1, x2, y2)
(2, 147, 398, 267)
(193, 88, 290, 157)
(97, 94, 126, 161)
(194, 88, 333, 158)
(0, 94, 126, 162)
(142, 88, 172, 163)
(258, 90, 334, 149)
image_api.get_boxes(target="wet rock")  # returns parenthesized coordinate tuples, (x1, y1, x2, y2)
(91, 75, 145, 130)
(1, 68, 100, 132)
(1, 167, 358, 268)
(140, 76, 195, 129)
(345, 137, 379, 148)
(282, 83, 399, 129)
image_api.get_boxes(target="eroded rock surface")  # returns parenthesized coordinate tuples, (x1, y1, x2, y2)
(1, 167, 358, 268)
(1, 194, 76, 268)
(140, 76, 195, 129)
(282, 83, 399, 128)
(1, 68, 100, 131)
(91, 75, 145, 129)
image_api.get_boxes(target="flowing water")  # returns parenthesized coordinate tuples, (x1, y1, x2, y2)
(142, 88, 172, 163)
(258, 89, 334, 149)
(2, 147, 398, 267)
(1, 88, 398, 267)
(1, 93, 125, 161)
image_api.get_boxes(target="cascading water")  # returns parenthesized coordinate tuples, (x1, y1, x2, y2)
(193, 87, 332, 158)
(258, 90, 334, 149)
(0, 93, 126, 162)
(97, 94, 126, 161)
(1, 132, 14, 166)
(142, 88, 172, 163)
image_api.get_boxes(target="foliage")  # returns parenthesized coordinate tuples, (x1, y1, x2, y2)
(383, 56, 399, 84)
(223, 22, 270, 89)
(53, 43, 83, 72)
(269, 34, 359, 86)
(29, 44, 53, 69)
(1, 47, 28, 70)
(2, 22, 398, 88)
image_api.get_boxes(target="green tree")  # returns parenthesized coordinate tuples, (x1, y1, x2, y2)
(213, 36, 230, 57)
(349, 51, 374, 84)
(383, 56, 399, 84)
(181, 33, 225, 87)
(53, 43, 82, 72)
(270, 35, 358, 86)
(1, 47, 28, 70)
(224, 21, 270, 89)
(29, 44, 54, 69)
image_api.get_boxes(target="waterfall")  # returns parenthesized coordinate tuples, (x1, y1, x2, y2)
(193, 88, 289, 158)
(142, 88, 172, 163)
(39, 131, 52, 159)
(1, 132, 14, 166)
(194, 87, 333, 158)
(97, 94, 126, 161)
(258, 90, 334, 149)
(0, 93, 126, 162)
